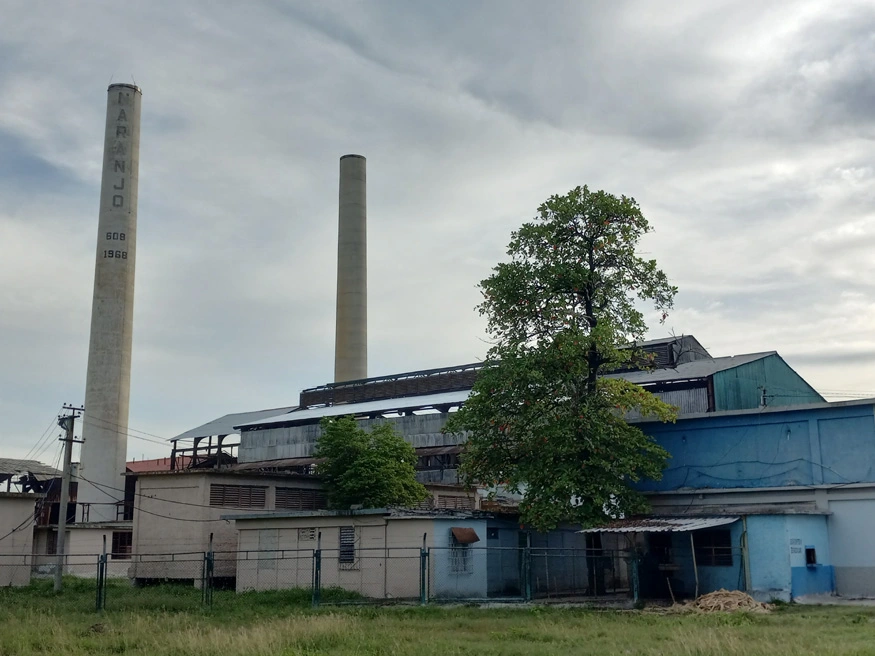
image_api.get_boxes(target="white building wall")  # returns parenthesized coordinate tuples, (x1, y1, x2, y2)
(0, 494, 39, 586)
(132, 472, 323, 581)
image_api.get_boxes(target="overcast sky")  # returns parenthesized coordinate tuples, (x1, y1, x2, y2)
(2, 0, 874, 464)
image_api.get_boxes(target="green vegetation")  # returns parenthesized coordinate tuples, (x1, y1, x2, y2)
(316, 416, 428, 509)
(447, 186, 677, 531)
(0, 581, 874, 655)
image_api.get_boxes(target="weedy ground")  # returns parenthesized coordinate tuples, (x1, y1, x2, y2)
(1, 579, 874, 655)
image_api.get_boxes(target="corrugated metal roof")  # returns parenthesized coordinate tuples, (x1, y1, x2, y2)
(235, 390, 471, 429)
(579, 516, 739, 533)
(0, 458, 61, 479)
(172, 406, 298, 441)
(126, 456, 191, 473)
(227, 457, 322, 472)
(605, 353, 774, 385)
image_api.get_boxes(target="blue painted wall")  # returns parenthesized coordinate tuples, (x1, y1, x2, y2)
(713, 354, 823, 411)
(431, 518, 488, 598)
(786, 515, 834, 598)
(637, 402, 875, 492)
(746, 516, 791, 601)
(665, 520, 745, 597)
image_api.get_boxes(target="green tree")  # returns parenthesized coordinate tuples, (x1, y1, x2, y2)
(446, 186, 678, 531)
(315, 416, 429, 509)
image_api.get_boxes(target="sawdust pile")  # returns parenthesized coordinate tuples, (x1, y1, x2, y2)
(687, 589, 773, 613)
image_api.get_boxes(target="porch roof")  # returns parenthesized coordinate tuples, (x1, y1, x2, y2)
(579, 516, 739, 533)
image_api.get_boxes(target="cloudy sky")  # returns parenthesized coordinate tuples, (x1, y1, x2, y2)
(2, 0, 874, 464)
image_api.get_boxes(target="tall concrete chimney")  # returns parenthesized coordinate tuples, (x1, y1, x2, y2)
(77, 84, 142, 523)
(334, 154, 367, 382)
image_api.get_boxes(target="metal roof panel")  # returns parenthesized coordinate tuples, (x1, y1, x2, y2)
(579, 516, 740, 533)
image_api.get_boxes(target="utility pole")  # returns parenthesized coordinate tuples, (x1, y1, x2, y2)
(55, 404, 83, 593)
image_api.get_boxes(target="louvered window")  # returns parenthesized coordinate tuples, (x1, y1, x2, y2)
(209, 484, 267, 509)
(339, 526, 358, 569)
(275, 487, 328, 511)
(436, 495, 473, 510)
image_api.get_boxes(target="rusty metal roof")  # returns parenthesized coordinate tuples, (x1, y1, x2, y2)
(579, 516, 739, 533)
(0, 458, 61, 480)
(450, 526, 481, 543)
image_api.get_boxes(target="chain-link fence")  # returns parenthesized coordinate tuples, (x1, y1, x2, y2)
(0, 543, 749, 611)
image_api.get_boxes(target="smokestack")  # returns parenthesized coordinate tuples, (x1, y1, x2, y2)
(77, 83, 142, 523)
(334, 154, 367, 382)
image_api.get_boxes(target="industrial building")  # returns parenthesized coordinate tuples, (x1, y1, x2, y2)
(7, 82, 875, 604)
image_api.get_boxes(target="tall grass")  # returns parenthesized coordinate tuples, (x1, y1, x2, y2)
(0, 580, 873, 655)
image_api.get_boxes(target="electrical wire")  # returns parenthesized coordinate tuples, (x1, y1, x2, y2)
(77, 473, 235, 519)
(21, 407, 63, 462)
(81, 415, 169, 446)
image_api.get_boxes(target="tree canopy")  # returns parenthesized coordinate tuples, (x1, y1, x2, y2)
(446, 185, 678, 531)
(315, 416, 429, 509)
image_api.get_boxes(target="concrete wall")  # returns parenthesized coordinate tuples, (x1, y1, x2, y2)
(786, 514, 833, 598)
(31, 526, 133, 579)
(745, 516, 791, 601)
(638, 401, 875, 492)
(132, 472, 322, 581)
(670, 521, 745, 598)
(0, 494, 38, 586)
(827, 496, 875, 597)
(431, 518, 488, 599)
(234, 514, 427, 599)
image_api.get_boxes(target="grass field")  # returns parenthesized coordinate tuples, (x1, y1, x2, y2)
(1, 580, 874, 655)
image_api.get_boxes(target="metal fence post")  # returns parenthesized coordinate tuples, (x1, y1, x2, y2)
(312, 532, 322, 608)
(95, 553, 107, 612)
(202, 533, 214, 609)
(524, 534, 533, 602)
(419, 534, 429, 605)
(202, 552, 214, 608)
(630, 554, 640, 606)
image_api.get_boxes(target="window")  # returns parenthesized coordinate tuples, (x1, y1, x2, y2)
(111, 531, 133, 560)
(451, 538, 472, 574)
(450, 527, 479, 574)
(436, 495, 474, 510)
(805, 546, 817, 566)
(339, 526, 358, 569)
(46, 531, 58, 555)
(275, 488, 327, 511)
(209, 484, 266, 509)
(694, 530, 733, 567)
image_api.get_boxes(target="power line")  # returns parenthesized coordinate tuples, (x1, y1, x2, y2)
(81, 414, 170, 447)
(21, 407, 63, 462)
(82, 413, 170, 442)
(77, 473, 235, 519)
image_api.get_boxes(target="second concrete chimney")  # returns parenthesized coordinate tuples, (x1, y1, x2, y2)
(334, 154, 367, 382)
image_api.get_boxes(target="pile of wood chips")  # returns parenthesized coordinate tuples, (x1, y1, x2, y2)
(686, 589, 773, 613)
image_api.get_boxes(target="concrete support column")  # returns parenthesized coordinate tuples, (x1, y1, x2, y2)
(334, 154, 367, 382)
(78, 84, 142, 523)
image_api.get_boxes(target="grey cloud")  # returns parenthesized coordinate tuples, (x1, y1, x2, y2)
(2, 0, 875, 459)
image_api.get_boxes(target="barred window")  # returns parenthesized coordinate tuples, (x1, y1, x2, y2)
(275, 487, 327, 511)
(451, 536, 472, 574)
(111, 531, 133, 560)
(694, 530, 733, 567)
(209, 484, 267, 509)
(339, 526, 358, 569)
